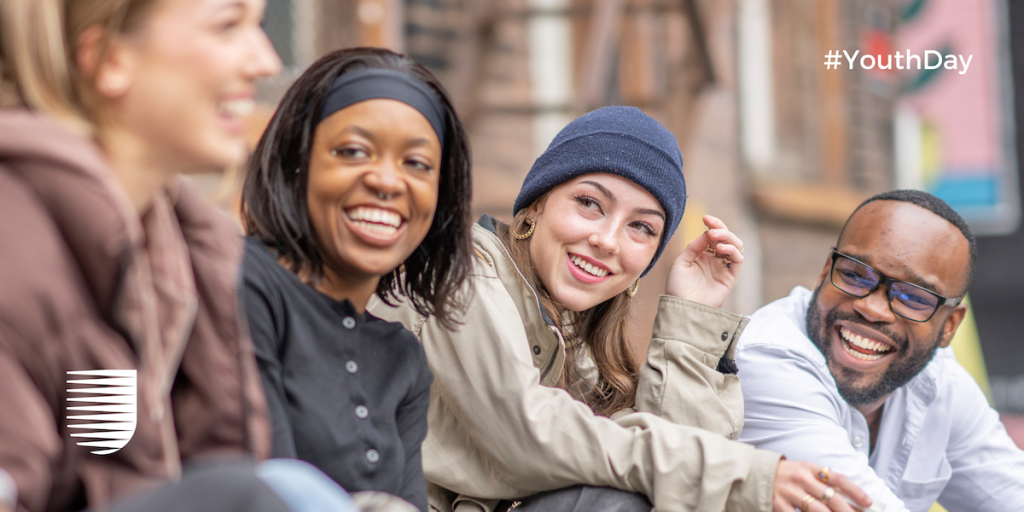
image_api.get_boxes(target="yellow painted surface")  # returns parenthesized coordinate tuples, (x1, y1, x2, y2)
(678, 199, 707, 249)
(947, 296, 992, 404)
(921, 120, 943, 189)
(929, 296, 988, 512)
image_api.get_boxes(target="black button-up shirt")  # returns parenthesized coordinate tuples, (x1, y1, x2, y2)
(242, 238, 432, 511)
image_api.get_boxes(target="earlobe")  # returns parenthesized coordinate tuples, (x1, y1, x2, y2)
(77, 25, 133, 99)
(939, 304, 968, 348)
(100, 74, 128, 96)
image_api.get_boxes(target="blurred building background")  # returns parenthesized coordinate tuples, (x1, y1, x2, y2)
(205, 0, 1023, 421)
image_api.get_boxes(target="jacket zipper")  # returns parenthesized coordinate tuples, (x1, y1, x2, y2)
(160, 296, 197, 397)
(155, 295, 196, 480)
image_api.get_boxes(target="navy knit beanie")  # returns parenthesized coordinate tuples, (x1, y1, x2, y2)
(514, 106, 686, 277)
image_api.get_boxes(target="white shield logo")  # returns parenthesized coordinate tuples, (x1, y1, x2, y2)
(66, 370, 138, 455)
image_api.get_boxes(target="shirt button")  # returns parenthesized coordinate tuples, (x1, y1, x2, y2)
(342, 317, 356, 329)
(721, 332, 729, 341)
(532, 346, 541, 355)
(355, 405, 369, 419)
(852, 436, 863, 447)
(346, 361, 358, 373)
(366, 449, 380, 463)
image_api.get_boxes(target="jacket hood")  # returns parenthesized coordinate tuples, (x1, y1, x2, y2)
(0, 109, 142, 334)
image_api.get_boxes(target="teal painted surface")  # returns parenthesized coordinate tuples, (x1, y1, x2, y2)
(930, 174, 999, 208)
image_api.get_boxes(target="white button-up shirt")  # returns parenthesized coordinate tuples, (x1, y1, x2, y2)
(737, 286, 1024, 512)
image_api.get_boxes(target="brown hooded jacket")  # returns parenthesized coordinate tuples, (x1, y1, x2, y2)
(0, 110, 270, 512)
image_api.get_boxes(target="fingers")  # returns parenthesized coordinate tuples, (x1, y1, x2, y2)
(827, 472, 872, 509)
(806, 485, 856, 512)
(702, 214, 727, 231)
(776, 461, 819, 512)
(704, 216, 745, 269)
(714, 242, 744, 267)
(793, 469, 842, 512)
(774, 495, 797, 512)
(681, 215, 744, 268)
(777, 462, 864, 512)
(680, 229, 712, 263)
(703, 215, 745, 254)
(801, 465, 866, 512)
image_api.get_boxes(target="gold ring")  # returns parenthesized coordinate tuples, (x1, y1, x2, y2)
(820, 487, 836, 505)
(817, 467, 831, 484)
(800, 494, 817, 511)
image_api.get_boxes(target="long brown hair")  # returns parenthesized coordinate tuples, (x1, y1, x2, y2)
(498, 199, 639, 417)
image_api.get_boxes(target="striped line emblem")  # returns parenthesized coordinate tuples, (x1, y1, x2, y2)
(66, 370, 137, 455)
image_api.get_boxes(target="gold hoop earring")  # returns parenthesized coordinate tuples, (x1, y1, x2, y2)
(515, 216, 537, 240)
(626, 279, 640, 297)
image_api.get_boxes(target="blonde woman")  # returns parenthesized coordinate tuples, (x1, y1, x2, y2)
(371, 107, 872, 512)
(0, 1, 360, 512)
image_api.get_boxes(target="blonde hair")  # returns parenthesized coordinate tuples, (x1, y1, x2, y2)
(499, 203, 639, 417)
(0, 0, 159, 131)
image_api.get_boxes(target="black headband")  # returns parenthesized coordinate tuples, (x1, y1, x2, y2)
(317, 69, 447, 148)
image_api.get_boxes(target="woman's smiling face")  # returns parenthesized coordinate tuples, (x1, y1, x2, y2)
(104, 0, 281, 171)
(306, 98, 441, 282)
(528, 173, 665, 311)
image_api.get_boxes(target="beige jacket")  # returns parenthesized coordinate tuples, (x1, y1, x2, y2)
(369, 218, 781, 512)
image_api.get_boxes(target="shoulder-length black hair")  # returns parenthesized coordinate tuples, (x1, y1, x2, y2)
(242, 47, 473, 328)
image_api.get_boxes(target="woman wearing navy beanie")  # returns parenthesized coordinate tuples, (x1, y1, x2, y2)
(371, 107, 869, 512)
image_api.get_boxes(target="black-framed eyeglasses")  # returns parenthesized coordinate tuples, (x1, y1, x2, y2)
(829, 249, 962, 322)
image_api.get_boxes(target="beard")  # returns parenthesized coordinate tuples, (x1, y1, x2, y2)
(805, 282, 944, 407)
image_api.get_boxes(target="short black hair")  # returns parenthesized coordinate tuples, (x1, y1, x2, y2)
(242, 47, 473, 329)
(838, 189, 978, 293)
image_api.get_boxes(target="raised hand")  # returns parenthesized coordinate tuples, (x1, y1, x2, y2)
(664, 215, 744, 308)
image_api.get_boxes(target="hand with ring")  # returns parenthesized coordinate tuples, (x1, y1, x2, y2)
(666, 215, 744, 308)
(772, 460, 872, 512)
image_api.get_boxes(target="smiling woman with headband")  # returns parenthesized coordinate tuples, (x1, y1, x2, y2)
(240, 47, 473, 512)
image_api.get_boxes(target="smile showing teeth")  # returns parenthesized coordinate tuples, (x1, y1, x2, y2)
(218, 98, 254, 117)
(347, 207, 402, 227)
(570, 254, 609, 278)
(346, 207, 403, 236)
(839, 326, 893, 361)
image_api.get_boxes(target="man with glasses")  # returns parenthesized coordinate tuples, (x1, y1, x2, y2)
(735, 190, 1024, 512)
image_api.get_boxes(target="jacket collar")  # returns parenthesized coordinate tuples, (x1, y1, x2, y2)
(0, 110, 205, 355)
(477, 213, 501, 236)
(476, 215, 556, 327)
(473, 215, 564, 384)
